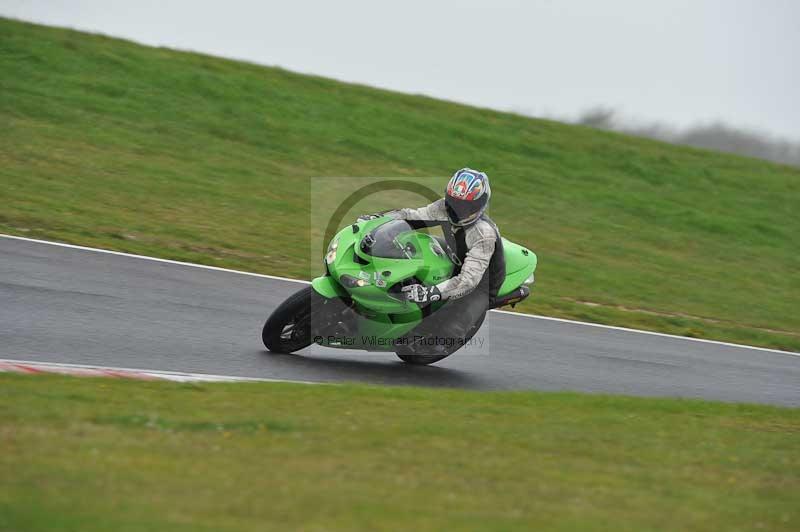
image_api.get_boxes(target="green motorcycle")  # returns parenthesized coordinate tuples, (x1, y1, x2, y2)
(262, 216, 537, 365)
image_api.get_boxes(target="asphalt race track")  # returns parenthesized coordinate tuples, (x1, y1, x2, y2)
(1, 235, 798, 406)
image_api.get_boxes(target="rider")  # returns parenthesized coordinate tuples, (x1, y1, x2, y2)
(366, 168, 505, 353)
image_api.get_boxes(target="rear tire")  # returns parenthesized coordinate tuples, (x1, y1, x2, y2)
(396, 312, 487, 366)
(396, 353, 451, 366)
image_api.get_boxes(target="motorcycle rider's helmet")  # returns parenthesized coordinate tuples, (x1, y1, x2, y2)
(445, 168, 491, 226)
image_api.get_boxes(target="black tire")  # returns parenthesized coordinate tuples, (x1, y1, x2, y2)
(396, 353, 451, 366)
(262, 286, 315, 354)
(262, 286, 354, 354)
(396, 312, 487, 366)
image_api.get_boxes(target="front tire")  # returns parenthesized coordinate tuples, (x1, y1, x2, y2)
(262, 286, 315, 353)
(263, 286, 354, 354)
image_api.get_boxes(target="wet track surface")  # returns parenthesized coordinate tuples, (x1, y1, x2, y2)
(1, 236, 798, 406)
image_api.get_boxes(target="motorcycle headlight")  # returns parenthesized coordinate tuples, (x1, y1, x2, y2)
(524, 273, 535, 285)
(340, 274, 369, 288)
(325, 237, 339, 264)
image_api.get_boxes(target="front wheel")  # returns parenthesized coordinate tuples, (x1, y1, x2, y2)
(262, 286, 354, 353)
(262, 286, 315, 353)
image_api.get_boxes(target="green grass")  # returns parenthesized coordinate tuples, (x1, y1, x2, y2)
(1, 373, 798, 531)
(1, 18, 799, 351)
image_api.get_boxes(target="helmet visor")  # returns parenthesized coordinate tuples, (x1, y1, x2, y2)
(445, 195, 483, 226)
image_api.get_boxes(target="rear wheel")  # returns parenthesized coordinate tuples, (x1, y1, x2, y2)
(396, 353, 451, 366)
(396, 313, 486, 365)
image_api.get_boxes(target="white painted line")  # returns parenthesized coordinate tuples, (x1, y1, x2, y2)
(2, 233, 797, 357)
(0, 358, 323, 384)
(0, 234, 310, 285)
(490, 309, 799, 357)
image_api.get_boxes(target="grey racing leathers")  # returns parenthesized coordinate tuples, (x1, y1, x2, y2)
(388, 198, 498, 301)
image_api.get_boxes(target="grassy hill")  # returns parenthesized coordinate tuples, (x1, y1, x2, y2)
(1, 18, 798, 350)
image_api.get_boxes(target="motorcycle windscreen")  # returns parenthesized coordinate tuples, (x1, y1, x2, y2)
(360, 220, 419, 259)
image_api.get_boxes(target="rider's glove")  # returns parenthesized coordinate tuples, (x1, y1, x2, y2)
(401, 284, 442, 305)
(357, 213, 383, 222)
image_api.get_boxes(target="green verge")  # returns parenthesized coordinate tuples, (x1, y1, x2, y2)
(1, 18, 799, 351)
(0, 373, 798, 531)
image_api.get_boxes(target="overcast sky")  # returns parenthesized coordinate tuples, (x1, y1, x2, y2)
(3, 0, 798, 140)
